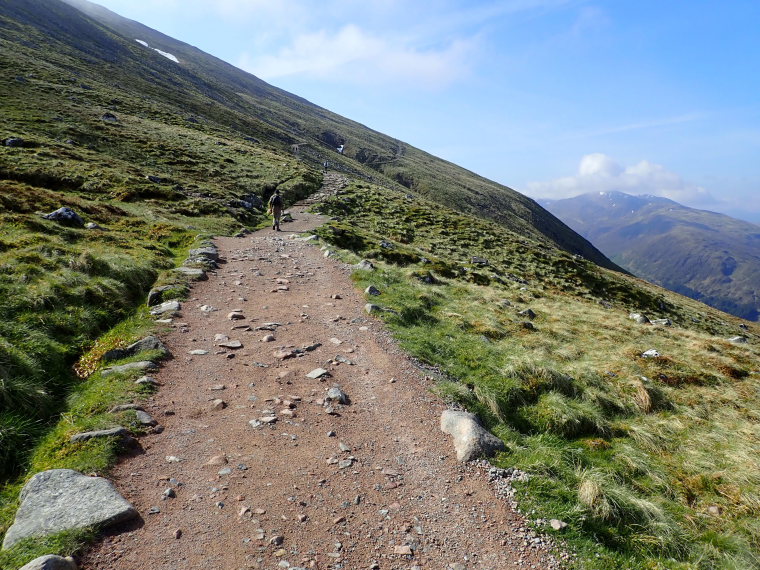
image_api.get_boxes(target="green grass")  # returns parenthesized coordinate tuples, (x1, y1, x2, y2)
(0, 527, 96, 570)
(0, 305, 170, 568)
(314, 182, 760, 569)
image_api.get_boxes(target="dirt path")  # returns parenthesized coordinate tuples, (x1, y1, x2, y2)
(81, 197, 563, 569)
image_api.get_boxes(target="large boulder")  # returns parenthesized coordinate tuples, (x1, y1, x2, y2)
(629, 312, 651, 325)
(440, 410, 506, 462)
(2, 469, 138, 549)
(42, 207, 84, 227)
(19, 555, 78, 570)
(728, 336, 748, 344)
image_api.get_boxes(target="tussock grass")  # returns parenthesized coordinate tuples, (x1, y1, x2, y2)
(315, 181, 760, 569)
(0, 306, 168, 566)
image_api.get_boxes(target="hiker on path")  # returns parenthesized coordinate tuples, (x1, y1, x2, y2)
(268, 189, 283, 231)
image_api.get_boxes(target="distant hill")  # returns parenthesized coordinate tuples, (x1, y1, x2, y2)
(541, 191, 760, 320)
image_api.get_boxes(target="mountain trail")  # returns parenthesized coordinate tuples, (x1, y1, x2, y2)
(81, 194, 563, 569)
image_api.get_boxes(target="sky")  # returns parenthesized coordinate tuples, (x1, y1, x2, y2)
(89, 0, 760, 223)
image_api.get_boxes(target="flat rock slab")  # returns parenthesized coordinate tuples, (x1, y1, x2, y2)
(173, 267, 207, 281)
(188, 246, 219, 261)
(307, 368, 330, 379)
(150, 300, 181, 316)
(135, 375, 159, 386)
(19, 555, 78, 570)
(440, 410, 506, 462)
(70, 426, 128, 443)
(101, 361, 158, 377)
(365, 303, 382, 314)
(2, 469, 138, 549)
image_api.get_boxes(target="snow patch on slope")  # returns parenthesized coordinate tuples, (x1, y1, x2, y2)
(154, 49, 179, 63)
(135, 39, 179, 63)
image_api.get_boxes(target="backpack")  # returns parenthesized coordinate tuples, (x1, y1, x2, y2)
(270, 194, 282, 208)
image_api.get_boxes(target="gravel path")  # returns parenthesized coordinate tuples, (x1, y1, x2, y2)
(81, 195, 564, 569)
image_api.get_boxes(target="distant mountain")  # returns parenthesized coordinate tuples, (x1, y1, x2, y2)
(541, 191, 760, 320)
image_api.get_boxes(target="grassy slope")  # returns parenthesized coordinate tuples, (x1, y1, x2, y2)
(315, 181, 760, 569)
(54, 0, 618, 271)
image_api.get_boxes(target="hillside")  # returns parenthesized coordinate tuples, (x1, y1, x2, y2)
(1, 1, 759, 569)
(541, 191, 760, 320)
(2, 0, 614, 269)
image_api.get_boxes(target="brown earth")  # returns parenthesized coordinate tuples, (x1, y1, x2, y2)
(81, 192, 564, 569)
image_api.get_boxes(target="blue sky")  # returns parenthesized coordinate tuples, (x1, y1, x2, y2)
(90, 0, 760, 223)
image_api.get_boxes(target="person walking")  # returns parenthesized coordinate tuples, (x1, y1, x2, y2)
(268, 189, 283, 231)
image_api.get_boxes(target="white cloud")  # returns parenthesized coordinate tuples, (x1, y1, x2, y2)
(238, 24, 474, 89)
(526, 153, 715, 206)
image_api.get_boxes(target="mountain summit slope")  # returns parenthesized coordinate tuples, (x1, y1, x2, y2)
(10, 0, 615, 270)
(541, 191, 760, 320)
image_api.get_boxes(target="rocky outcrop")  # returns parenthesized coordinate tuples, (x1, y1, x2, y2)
(2, 469, 138, 549)
(440, 410, 506, 462)
(147, 285, 174, 307)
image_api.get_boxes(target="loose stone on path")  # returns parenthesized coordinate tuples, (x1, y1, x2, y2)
(307, 368, 330, 379)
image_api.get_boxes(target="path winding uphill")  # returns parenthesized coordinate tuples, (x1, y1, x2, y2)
(82, 201, 562, 569)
